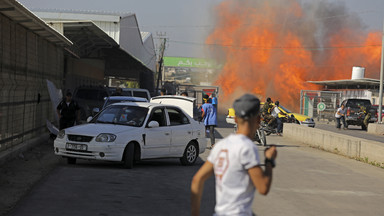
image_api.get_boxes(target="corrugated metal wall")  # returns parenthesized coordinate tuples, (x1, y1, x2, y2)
(0, 13, 64, 152)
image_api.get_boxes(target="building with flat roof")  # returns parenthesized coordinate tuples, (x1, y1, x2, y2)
(33, 9, 156, 93)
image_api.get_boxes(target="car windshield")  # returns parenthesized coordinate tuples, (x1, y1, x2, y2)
(279, 105, 292, 113)
(94, 105, 148, 127)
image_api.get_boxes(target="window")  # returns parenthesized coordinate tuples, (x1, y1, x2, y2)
(148, 108, 167, 127)
(94, 105, 148, 127)
(167, 107, 190, 126)
(133, 91, 149, 100)
(121, 90, 133, 96)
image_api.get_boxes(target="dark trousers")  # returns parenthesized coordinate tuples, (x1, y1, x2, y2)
(206, 125, 215, 146)
(59, 118, 75, 130)
(336, 116, 347, 129)
(276, 117, 283, 133)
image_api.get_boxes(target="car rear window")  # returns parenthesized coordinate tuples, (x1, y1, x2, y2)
(133, 91, 149, 100)
(121, 90, 133, 96)
(346, 100, 371, 108)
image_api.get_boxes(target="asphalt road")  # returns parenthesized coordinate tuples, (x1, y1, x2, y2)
(7, 118, 384, 216)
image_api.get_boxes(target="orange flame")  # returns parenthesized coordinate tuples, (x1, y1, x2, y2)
(207, 0, 381, 111)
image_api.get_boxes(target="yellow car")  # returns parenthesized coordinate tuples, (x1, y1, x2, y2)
(226, 103, 315, 127)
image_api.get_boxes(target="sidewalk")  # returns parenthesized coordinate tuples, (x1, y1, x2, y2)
(0, 137, 60, 216)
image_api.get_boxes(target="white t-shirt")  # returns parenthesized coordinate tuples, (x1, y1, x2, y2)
(271, 106, 281, 118)
(335, 107, 346, 118)
(207, 134, 261, 216)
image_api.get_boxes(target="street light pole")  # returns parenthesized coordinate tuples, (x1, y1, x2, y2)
(378, 21, 384, 123)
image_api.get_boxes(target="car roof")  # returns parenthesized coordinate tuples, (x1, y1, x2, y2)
(109, 102, 182, 109)
(151, 95, 196, 102)
(106, 96, 148, 102)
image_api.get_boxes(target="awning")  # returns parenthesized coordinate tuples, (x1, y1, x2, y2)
(61, 21, 119, 57)
(308, 78, 380, 86)
(0, 0, 71, 46)
(308, 78, 380, 90)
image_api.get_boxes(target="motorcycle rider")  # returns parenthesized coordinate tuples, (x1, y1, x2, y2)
(262, 97, 275, 129)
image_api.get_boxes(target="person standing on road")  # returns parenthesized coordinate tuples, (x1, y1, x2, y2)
(211, 93, 218, 110)
(360, 105, 372, 130)
(191, 94, 277, 216)
(335, 104, 347, 130)
(57, 92, 80, 130)
(271, 101, 286, 136)
(201, 94, 217, 148)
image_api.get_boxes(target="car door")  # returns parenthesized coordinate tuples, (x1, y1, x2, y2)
(166, 107, 193, 156)
(143, 107, 171, 158)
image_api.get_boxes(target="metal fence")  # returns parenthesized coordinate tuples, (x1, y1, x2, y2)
(300, 90, 343, 122)
(0, 13, 64, 153)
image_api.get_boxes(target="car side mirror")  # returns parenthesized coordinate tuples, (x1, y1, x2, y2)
(86, 116, 93, 123)
(92, 108, 100, 116)
(148, 121, 159, 128)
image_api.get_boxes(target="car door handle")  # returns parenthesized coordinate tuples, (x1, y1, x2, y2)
(165, 133, 170, 136)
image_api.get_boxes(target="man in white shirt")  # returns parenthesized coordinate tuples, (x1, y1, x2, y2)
(191, 94, 277, 216)
(271, 101, 286, 136)
(335, 104, 347, 130)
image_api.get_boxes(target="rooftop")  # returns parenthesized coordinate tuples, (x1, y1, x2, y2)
(307, 78, 381, 90)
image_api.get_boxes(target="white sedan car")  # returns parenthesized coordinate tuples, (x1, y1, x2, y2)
(54, 102, 207, 168)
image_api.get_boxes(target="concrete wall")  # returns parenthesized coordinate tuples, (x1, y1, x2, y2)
(284, 123, 384, 166)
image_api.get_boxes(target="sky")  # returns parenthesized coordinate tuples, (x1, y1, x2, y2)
(19, 0, 384, 59)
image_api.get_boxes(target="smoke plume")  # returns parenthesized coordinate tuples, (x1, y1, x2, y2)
(207, 0, 381, 110)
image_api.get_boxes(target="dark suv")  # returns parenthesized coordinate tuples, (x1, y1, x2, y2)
(73, 86, 110, 122)
(340, 99, 377, 130)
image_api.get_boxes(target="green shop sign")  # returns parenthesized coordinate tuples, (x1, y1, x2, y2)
(163, 57, 220, 69)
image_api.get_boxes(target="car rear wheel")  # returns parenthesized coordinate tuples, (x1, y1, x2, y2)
(123, 143, 134, 169)
(67, 157, 76, 164)
(180, 141, 198, 166)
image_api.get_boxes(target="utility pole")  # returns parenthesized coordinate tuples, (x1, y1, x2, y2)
(379, 22, 384, 123)
(156, 32, 167, 94)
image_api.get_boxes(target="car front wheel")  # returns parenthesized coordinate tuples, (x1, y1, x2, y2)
(180, 141, 198, 166)
(123, 143, 134, 169)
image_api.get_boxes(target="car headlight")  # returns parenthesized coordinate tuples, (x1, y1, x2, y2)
(95, 133, 117, 142)
(57, 130, 65, 139)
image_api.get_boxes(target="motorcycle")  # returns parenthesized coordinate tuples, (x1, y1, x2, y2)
(261, 114, 297, 136)
(234, 124, 267, 146)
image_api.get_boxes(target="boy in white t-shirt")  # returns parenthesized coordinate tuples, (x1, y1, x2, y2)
(191, 94, 277, 216)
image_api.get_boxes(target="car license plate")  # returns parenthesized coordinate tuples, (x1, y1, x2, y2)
(66, 143, 88, 151)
